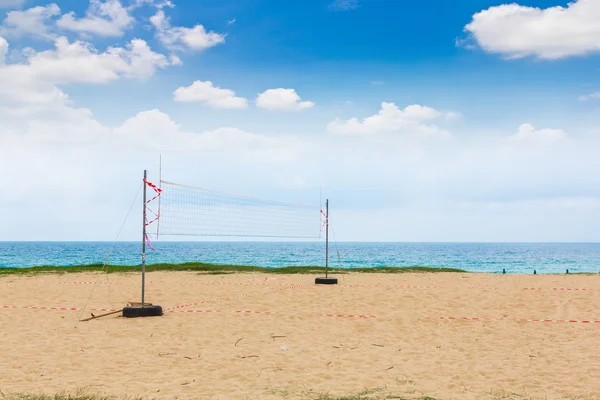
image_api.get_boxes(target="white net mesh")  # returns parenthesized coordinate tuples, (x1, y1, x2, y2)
(157, 180, 322, 238)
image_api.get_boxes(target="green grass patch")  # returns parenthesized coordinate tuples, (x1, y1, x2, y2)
(0, 262, 465, 276)
(307, 396, 438, 400)
(3, 391, 593, 400)
(295, 387, 440, 400)
(0, 392, 143, 400)
(1, 390, 439, 400)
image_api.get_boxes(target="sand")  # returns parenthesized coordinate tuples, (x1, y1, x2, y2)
(1, 270, 599, 400)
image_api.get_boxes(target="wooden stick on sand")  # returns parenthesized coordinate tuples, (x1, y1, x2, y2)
(80, 309, 123, 322)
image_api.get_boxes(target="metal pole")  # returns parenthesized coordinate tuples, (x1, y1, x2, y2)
(156, 155, 161, 238)
(325, 199, 329, 278)
(142, 169, 147, 307)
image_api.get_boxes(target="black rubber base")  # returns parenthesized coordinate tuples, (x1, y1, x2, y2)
(315, 277, 338, 285)
(122, 305, 163, 318)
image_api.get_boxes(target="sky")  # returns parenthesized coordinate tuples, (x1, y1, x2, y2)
(1, 0, 600, 242)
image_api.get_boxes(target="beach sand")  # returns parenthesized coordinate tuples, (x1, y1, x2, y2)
(1, 271, 599, 400)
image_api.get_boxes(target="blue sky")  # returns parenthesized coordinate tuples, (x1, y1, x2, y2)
(1, 0, 600, 241)
(63, 0, 600, 125)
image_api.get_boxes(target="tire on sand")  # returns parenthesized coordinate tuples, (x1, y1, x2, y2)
(315, 277, 338, 285)
(122, 305, 163, 318)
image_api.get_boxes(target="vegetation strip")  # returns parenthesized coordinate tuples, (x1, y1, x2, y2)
(0, 391, 442, 400)
(0, 262, 464, 275)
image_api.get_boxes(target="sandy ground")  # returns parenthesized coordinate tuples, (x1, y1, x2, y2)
(0, 271, 599, 400)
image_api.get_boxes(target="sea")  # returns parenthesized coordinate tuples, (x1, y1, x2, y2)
(1, 242, 600, 274)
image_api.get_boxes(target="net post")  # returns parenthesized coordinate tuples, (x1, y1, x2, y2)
(156, 154, 161, 239)
(315, 198, 337, 284)
(325, 199, 329, 278)
(123, 169, 163, 318)
(142, 169, 147, 308)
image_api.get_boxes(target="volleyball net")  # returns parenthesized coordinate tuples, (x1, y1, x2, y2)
(156, 180, 322, 239)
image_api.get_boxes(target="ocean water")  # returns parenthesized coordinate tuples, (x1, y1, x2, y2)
(1, 242, 600, 274)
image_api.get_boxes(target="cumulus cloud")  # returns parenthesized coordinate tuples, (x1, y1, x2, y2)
(0, 35, 7, 64)
(150, 9, 225, 51)
(327, 102, 452, 136)
(329, 0, 359, 11)
(510, 123, 567, 143)
(1, 27, 599, 242)
(118, 111, 305, 164)
(0, 35, 174, 121)
(7, 36, 171, 84)
(256, 88, 315, 111)
(1, 108, 306, 205)
(0, 4, 61, 39)
(463, 0, 600, 59)
(2, 74, 600, 241)
(129, 0, 174, 9)
(57, 0, 134, 37)
(173, 80, 248, 109)
(578, 92, 600, 102)
(0, 105, 313, 241)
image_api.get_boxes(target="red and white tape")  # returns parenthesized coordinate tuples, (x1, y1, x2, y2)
(165, 308, 376, 318)
(312, 312, 376, 319)
(524, 287, 594, 291)
(166, 294, 250, 311)
(229, 309, 375, 318)
(182, 281, 292, 287)
(346, 284, 441, 289)
(233, 310, 276, 315)
(2, 305, 119, 312)
(8, 305, 598, 323)
(236, 309, 376, 318)
(163, 307, 376, 318)
(428, 316, 600, 324)
(3, 305, 80, 311)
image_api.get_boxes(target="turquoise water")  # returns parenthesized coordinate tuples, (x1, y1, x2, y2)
(1, 242, 600, 274)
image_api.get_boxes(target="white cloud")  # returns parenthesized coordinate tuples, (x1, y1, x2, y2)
(129, 0, 174, 10)
(371, 80, 384, 85)
(173, 80, 248, 109)
(329, 0, 359, 11)
(0, 35, 7, 64)
(57, 0, 134, 37)
(256, 88, 315, 111)
(0, 108, 305, 215)
(578, 92, 600, 101)
(0, 4, 61, 39)
(15, 36, 170, 83)
(0, 0, 24, 9)
(327, 102, 451, 136)
(463, 0, 600, 59)
(510, 123, 567, 143)
(150, 10, 225, 51)
(2, 9, 599, 243)
(227, 18, 236, 26)
(0, 35, 174, 120)
(3, 78, 600, 241)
